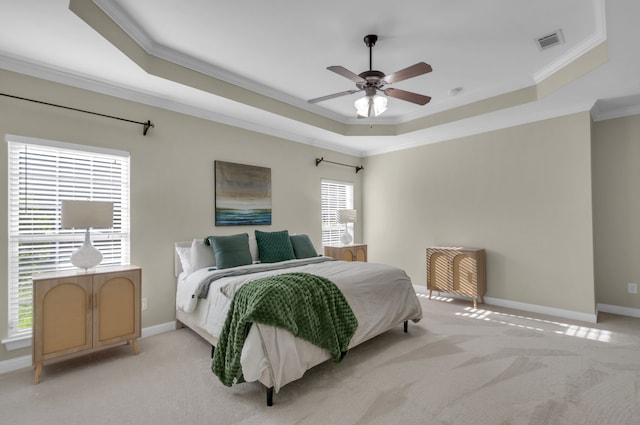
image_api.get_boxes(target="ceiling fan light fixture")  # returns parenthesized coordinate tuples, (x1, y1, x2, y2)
(355, 95, 387, 118)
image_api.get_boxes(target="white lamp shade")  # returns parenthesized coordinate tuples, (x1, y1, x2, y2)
(354, 96, 369, 117)
(355, 95, 387, 118)
(61, 200, 113, 229)
(337, 209, 357, 224)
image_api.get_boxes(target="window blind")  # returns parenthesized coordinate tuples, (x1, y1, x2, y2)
(321, 179, 354, 246)
(6, 137, 130, 338)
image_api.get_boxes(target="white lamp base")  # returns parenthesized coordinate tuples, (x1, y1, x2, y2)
(340, 230, 353, 245)
(71, 229, 103, 270)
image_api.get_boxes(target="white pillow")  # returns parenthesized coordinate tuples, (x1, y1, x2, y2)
(191, 238, 216, 271)
(175, 246, 193, 276)
(248, 237, 259, 263)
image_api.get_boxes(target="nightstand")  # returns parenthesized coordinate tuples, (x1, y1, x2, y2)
(32, 265, 142, 384)
(426, 247, 486, 308)
(324, 244, 367, 262)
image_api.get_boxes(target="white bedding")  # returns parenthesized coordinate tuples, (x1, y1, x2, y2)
(176, 257, 423, 392)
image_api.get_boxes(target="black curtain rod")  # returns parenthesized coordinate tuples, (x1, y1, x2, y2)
(315, 157, 364, 173)
(1, 92, 155, 136)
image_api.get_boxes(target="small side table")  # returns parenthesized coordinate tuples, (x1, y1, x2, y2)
(324, 244, 367, 262)
(426, 247, 486, 308)
(32, 265, 142, 384)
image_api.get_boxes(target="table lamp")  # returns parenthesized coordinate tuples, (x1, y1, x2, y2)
(336, 209, 357, 245)
(61, 200, 113, 270)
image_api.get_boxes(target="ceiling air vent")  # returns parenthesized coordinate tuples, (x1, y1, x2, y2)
(536, 30, 564, 50)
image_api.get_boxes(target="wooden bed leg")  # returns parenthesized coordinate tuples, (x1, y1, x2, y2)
(266, 386, 274, 407)
(211, 345, 215, 359)
(404, 320, 408, 333)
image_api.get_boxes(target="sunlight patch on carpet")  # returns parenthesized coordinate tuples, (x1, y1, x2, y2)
(455, 307, 612, 342)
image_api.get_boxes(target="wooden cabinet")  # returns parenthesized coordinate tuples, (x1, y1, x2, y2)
(32, 265, 141, 384)
(426, 247, 486, 308)
(324, 244, 367, 262)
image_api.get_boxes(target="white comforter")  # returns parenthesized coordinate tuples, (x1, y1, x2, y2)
(176, 258, 423, 392)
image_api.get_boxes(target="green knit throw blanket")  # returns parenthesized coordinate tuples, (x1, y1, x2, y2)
(212, 272, 358, 387)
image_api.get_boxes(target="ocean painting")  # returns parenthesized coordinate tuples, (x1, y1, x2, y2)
(215, 161, 272, 226)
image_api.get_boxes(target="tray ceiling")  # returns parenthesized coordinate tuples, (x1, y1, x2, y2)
(1, 0, 639, 156)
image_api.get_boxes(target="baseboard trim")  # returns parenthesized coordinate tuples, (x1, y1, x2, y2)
(484, 296, 598, 323)
(141, 321, 178, 339)
(0, 321, 177, 376)
(597, 303, 640, 318)
(414, 285, 598, 323)
(413, 285, 428, 294)
(0, 354, 32, 375)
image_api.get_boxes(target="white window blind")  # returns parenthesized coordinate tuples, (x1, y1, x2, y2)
(6, 136, 130, 338)
(321, 179, 354, 246)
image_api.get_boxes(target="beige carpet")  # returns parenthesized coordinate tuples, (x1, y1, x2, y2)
(2, 294, 640, 425)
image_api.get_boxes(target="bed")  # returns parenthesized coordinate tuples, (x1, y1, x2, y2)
(174, 232, 423, 405)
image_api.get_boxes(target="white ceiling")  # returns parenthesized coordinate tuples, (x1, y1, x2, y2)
(1, 0, 640, 156)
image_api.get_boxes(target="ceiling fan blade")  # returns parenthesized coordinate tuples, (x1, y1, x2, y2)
(384, 88, 431, 105)
(308, 89, 362, 104)
(382, 62, 432, 85)
(327, 66, 366, 84)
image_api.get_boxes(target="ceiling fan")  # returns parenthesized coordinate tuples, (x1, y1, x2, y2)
(308, 34, 432, 118)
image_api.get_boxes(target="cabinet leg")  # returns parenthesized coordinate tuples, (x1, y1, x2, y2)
(131, 338, 139, 355)
(428, 289, 432, 300)
(34, 363, 42, 385)
(473, 298, 477, 309)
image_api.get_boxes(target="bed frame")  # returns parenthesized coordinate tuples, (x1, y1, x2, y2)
(174, 241, 410, 406)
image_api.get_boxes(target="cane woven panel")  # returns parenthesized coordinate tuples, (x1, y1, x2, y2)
(426, 247, 486, 308)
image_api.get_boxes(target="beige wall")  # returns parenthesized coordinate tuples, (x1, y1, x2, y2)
(0, 69, 363, 362)
(363, 112, 596, 315)
(3, 66, 638, 365)
(592, 114, 640, 309)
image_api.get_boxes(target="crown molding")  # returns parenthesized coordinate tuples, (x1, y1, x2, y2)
(0, 50, 606, 159)
(366, 101, 595, 157)
(591, 101, 640, 122)
(0, 52, 365, 158)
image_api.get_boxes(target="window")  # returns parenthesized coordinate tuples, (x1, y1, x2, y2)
(321, 179, 354, 246)
(6, 135, 130, 339)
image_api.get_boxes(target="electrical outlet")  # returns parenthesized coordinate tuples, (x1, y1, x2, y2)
(628, 283, 638, 294)
(142, 298, 148, 311)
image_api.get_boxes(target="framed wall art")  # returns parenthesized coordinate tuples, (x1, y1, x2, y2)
(215, 160, 272, 226)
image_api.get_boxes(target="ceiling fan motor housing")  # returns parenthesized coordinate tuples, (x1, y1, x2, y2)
(357, 70, 386, 92)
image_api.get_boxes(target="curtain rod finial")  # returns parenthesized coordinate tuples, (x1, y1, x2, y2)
(143, 120, 154, 136)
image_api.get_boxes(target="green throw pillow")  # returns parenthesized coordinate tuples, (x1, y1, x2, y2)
(290, 234, 318, 259)
(208, 233, 253, 269)
(255, 230, 295, 263)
